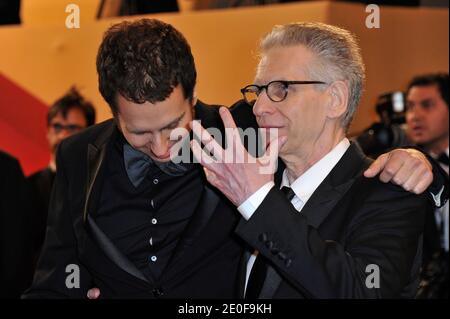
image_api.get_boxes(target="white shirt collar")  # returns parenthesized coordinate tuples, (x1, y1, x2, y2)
(281, 138, 351, 206)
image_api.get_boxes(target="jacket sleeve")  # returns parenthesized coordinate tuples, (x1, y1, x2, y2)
(22, 141, 92, 298)
(235, 178, 429, 298)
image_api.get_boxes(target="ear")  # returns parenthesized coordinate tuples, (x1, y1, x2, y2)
(192, 95, 198, 106)
(191, 86, 198, 106)
(326, 80, 349, 120)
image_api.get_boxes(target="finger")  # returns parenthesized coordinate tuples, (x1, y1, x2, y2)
(389, 159, 418, 187)
(397, 166, 426, 192)
(364, 153, 388, 178)
(191, 120, 224, 161)
(259, 136, 287, 175)
(219, 107, 237, 129)
(203, 167, 219, 186)
(265, 136, 287, 162)
(413, 170, 434, 194)
(406, 149, 433, 171)
(87, 288, 100, 299)
(190, 139, 217, 167)
(379, 153, 407, 183)
(219, 107, 245, 154)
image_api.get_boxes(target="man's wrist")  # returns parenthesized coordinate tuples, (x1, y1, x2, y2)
(238, 181, 275, 220)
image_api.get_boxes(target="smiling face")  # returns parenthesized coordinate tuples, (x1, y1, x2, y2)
(252, 45, 331, 159)
(116, 85, 196, 162)
(406, 84, 449, 153)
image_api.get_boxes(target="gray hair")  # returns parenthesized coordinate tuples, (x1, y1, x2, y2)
(259, 22, 365, 130)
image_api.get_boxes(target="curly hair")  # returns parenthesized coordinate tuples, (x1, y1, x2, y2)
(47, 86, 96, 126)
(96, 19, 197, 114)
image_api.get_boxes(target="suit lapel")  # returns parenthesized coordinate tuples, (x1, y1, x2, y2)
(87, 215, 149, 283)
(83, 121, 115, 223)
(300, 143, 371, 228)
(83, 121, 150, 284)
(237, 250, 251, 299)
(83, 144, 106, 223)
(300, 179, 356, 229)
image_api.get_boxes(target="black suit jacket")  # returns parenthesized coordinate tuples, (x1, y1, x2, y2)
(235, 143, 431, 298)
(0, 151, 33, 298)
(22, 101, 257, 299)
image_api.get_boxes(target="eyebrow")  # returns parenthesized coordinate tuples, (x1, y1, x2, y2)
(129, 112, 185, 134)
(407, 98, 434, 105)
(161, 112, 186, 130)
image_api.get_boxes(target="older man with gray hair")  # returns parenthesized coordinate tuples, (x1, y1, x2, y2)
(191, 22, 435, 298)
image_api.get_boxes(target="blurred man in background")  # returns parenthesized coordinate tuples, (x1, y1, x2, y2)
(28, 87, 96, 268)
(406, 73, 449, 298)
(406, 73, 449, 171)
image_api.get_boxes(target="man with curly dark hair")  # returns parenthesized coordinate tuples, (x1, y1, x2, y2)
(23, 19, 445, 299)
(23, 19, 246, 299)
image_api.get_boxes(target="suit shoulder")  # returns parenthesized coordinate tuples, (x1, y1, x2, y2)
(27, 168, 47, 182)
(0, 150, 23, 177)
(195, 100, 222, 124)
(195, 99, 257, 130)
(354, 173, 430, 212)
(0, 150, 20, 167)
(229, 99, 258, 129)
(59, 119, 114, 154)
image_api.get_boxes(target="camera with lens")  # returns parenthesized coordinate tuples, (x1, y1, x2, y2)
(354, 91, 410, 158)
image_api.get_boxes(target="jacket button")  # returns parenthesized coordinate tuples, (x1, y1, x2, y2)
(259, 233, 268, 242)
(152, 287, 164, 298)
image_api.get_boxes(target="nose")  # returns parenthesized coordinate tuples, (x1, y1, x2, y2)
(151, 135, 171, 159)
(253, 92, 275, 117)
(407, 106, 423, 123)
(57, 129, 71, 141)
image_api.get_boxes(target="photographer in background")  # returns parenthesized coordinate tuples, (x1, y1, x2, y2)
(355, 91, 409, 158)
(405, 73, 448, 299)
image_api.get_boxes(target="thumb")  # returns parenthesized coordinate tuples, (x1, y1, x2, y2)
(364, 153, 388, 178)
(266, 136, 287, 162)
(261, 136, 287, 170)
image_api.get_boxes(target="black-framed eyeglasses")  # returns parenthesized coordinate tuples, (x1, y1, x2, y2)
(50, 123, 84, 134)
(240, 80, 327, 104)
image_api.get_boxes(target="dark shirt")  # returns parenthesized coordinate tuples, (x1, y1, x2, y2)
(95, 132, 203, 281)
